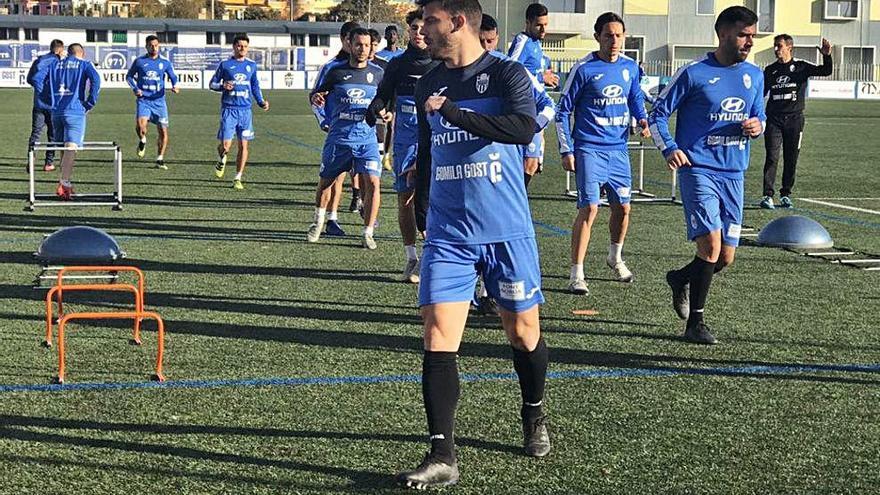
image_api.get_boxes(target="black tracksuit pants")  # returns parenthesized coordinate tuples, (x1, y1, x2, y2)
(762, 112, 805, 198)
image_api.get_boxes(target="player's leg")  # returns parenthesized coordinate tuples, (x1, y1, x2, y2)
(779, 113, 804, 206)
(356, 146, 382, 249)
(713, 176, 745, 274)
(231, 110, 254, 189)
(761, 117, 783, 208)
(605, 150, 634, 282)
(309, 144, 351, 242)
(523, 131, 543, 188)
(395, 143, 419, 281)
(55, 115, 84, 200)
(43, 110, 56, 170)
(215, 109, 234, 178)
(29, 107, 52, 171)
(324, 171, 348, 237)
(570, 202, 598, 295)
(154, 101, 170, 169)
(349, 171, 362, 213)
(135, 99, 150, 158)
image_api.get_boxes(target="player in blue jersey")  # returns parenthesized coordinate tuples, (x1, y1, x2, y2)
(307, 28, 385, 250)
(367, 9, 440, 282)
(47, 43, 101, 200)
(649, 6, 765, 345)
(395, 0, 549, 489)
(126, 35, 180, 170)
(209, 34, 269, 190)
(375, 25, 405, 62)
(311, 21, 361, 232)
(555, 12, 649, 295)
(26, 39, 64, 172)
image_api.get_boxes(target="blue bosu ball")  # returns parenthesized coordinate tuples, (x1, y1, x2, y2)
(35, 226, 126, 264)
(757, 215, 833, 250)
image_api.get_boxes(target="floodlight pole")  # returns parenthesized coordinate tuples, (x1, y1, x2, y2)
(211, 0, 215, 20)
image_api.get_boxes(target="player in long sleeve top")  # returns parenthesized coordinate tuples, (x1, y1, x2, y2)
(26, 39, 65, 172)
(760, 35, 833, 209)
(366, 9, 440, 283)
(208, 34, 269, 190)
(395, 0, 549, 489)
(47, 43, 101, 200)
(555, 12, 649, 294)
(306, 28, 385, 250)
(649, 6, 766, 345)
(126, 35, 180, 169)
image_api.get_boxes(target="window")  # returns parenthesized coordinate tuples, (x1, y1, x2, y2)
(86, 30, 108, 43)
(25, 28, 38, 41)
(291, 33, 305, 46)
(0, 28, 20, 40)
(756, 0, 775, 32)
(111, 5, 119, 15)
(842, 46, 874, 79)
(112, 30, 127, 43)
(309, 34, 330, 47)
(157, 31, 178, 44)
(792, 46, 819, 65)
(206, 32, 221, 45)
(825, 0, 859, 19)
(625, 36, 644, 62)
(696, 0, 713, 15)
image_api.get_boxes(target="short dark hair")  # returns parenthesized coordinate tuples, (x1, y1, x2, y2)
(368, 28, 381, 44)
(145, 34, 159, 45)
(594, 12, 625, 34)
(348, 27, 372, 43)
(385, 25, 398, 35)
(233, 34, 249, 44)
(67, 43, 83, 56)
(480, 13, 497, 32)
(49, 39, 64, 51)
(416, 0, 482, 31)
(773, 33, 794, 46)
(526, 3, 548, 21)
(714, 6, 757, 34)
(340, 21, 360, 38)
(405, 9, 422, 25)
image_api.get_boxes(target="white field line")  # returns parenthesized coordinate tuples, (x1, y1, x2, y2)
(799, 198, 880, 215)
(803, 197, 880, 201)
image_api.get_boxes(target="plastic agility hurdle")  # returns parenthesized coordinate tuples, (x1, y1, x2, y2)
(27, 141, 123, 211)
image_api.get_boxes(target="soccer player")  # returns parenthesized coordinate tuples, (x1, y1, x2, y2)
(508, 3, 559, 186)
(375, 25, 405, 62)
(307, 28, 384, 250)
(209, 34, 269, 190)
(395, 0, 549, 489)
(760, 35, 833, 209)
(367, 9, 440, 282)
(126, 34, 180, 170)
(649, 6, 765, 345)
(26, 39, 64, 172)
(555, 12, 649, 295)
(46, 43, 101, 200)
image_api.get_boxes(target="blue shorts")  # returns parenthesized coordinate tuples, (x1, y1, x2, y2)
(524, 131, 544, 159)
(136, 98, 169, 128)
(217, 107, 254, 141)
(419, 238, 545, 313)
(575, 149, 631, 208)
(678, 169, 744, 247)
(52, 114, 86, 149)
(320, 142, 381, 179)
(393, 142, 417, 193)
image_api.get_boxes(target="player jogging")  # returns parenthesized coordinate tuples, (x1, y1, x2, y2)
(649, 6, 765, 345)
(26, 39, 64, 172)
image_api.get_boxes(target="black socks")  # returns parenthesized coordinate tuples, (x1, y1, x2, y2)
(687, 256, 716, 326)
(512, 337, 548, 422)
(422, 351, 459, 464)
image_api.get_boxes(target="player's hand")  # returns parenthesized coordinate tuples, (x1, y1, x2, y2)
(819, 38, 833, 56)
(223, 81, 235, 91)
(171, 86, 180, 94)
(380, 109, 394, 124)
(261, 100, 270, 112)
(638, 119, 650, 138)
(741, 117, 762, 138)
(543, 70, 559, 89)
(135, 90, 143, 97)
(561, 153, 575, 172)
(666, 149, 690, 170)
(425, 95, 446, 115)
(311, 92, 327, 107)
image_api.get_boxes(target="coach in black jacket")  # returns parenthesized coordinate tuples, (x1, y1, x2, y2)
(760, 35, 832, 209)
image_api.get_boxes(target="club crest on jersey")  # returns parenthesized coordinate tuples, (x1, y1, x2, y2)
(622, 69, 630, 82)
(246, 65, 252, 73)
(790, 64, 796, 72)
(367, 72, 374, 83)
(743, 73, 752, 89)
(159, 63, 164, 70)
(476, 73, 489, 94)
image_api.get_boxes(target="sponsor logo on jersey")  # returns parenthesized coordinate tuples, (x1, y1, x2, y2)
(593, 84, 626, 106)
(234, 73, 248, 83)
(776, 75, 790, 84)
(709, 77, 721, 84)
(342, 87, 371, 105)
(708, 97, 748, 122)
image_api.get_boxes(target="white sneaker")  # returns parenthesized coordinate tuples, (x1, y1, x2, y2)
(307, 223, 322, 243)
(362, 233, 377, 250)
(568, 278, 589, 295)
(402, 258, 420, 283)
(606, 259, 634, 283)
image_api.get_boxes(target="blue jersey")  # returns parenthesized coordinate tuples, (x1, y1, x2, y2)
(507, 33, 544, 80)
(310, 54, 347, 128)
(375, 47, 404, 62)
(48, 57, 101, 116)
(489, 51, 554, 132)
(314, 62, 384, 146)
(415, 52, 537, 245)
(555, 53, 647, 154)
(27, 52, 61, 111)
(209, 57, 265, 108)
(649, 53, 765, 177)
(126, 55, 178, 100)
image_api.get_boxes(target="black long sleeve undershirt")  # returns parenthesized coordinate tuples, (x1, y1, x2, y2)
(438, 99, 536, 145)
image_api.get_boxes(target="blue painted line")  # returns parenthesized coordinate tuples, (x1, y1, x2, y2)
(265, 130, 323, 153)
(533, 220, 570, 236)
(0, 362, 876, 394)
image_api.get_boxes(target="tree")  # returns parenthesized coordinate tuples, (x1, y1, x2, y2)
(326, 0, 401, 25)
(133, 0, 165, 18)
(165, 0, 202, 19)
(205, 0, 225, 20)
(243, 5, 281, 20)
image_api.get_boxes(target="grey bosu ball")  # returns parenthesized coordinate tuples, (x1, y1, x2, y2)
(757, 215, 833, 250)
(35, 226, 126, 264)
